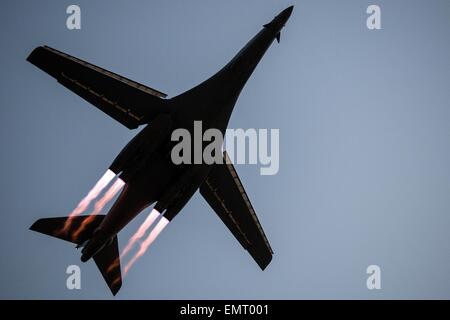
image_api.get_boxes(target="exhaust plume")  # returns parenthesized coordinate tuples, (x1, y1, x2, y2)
(106, 209, 160, 276)
(59, 169, 116, 235)
(124, 217, 169, 275)
(72, 178, 125, 241)
(122, 209, 161, 258)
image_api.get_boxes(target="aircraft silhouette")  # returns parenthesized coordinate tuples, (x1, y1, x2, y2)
(28, 6, 293, 295)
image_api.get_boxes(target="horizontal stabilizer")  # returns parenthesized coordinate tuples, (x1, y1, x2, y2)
(30, 215, 122, 295)
(30, 215, 105, 245)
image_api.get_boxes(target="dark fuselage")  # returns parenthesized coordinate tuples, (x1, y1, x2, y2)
(81, 6, 293, 262)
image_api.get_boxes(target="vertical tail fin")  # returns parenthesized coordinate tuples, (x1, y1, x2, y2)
(30, 215, 122, 295)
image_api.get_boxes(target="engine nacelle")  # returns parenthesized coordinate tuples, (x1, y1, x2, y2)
(109, 113, 172, 178)
(154, 165, 210, 221)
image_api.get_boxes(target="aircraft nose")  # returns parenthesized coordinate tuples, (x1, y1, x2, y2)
(283, 5, 294, 18)
(279, 5, 294, 22)
(272, 5, 294, 28)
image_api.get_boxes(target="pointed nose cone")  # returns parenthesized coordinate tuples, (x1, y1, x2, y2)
(278, 5, 294, 24)
(283, 5, 294, 18)
(268, 5, 294, 30)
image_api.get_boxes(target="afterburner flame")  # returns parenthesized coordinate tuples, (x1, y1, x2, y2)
(106, 209, 160, 276)
(90, 178, 125, 216)
(107, 257, 120, 274)
(124, 217, 169, 275)
(122, 209, 160, 258)
(72, 178, 125, 241)
(60, 170, 116, 234)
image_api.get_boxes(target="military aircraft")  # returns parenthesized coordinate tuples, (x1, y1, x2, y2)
(28, 6, 293, 295)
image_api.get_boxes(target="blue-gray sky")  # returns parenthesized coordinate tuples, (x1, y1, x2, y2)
(1, 0, 450, 299)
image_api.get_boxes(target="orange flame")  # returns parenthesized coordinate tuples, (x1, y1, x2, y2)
(59, 170, 116, 235)
(106, 209, 160, 276)
(121, 209, 160, 258)
(111, 275, 121, 288)
(124, 217, 169, 275)
(107, 257, 120, 274)
(72, 178, 125, 241)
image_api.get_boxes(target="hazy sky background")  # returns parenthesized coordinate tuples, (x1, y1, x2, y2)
(1, 0, 450, 299)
